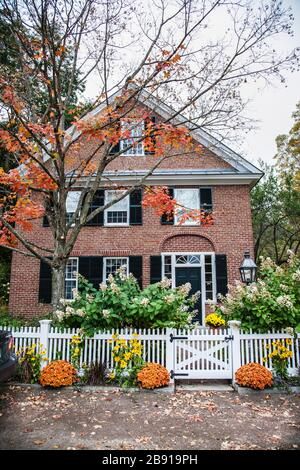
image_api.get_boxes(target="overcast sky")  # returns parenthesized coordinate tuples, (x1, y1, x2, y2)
(239, 0, 300, 167)
(84, 0, 300, 170)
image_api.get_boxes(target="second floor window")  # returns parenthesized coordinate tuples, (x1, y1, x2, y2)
(174, 188, 200, 226)
(66, 191, 81, 225)
(104, 190, 129, 226)
(120, 119, 144, 156)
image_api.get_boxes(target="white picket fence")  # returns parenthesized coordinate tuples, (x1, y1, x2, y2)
(1, 320, 299, 380)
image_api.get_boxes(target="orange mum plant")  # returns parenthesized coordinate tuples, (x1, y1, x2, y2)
(235, 362, 273, 390)
(40, 360, 78, 388)
(137, 362, 170, 389)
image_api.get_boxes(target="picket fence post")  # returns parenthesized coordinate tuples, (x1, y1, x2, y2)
(165, 328, 174, 383)
(39, 319, 52, 368)
(228, 320, 241, 382)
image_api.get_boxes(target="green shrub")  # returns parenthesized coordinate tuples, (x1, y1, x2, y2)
(216, 251, 300, 332)
(0, 311, 47, 327)
(0, 259, 10, 305)
(54, 268, 197, 334)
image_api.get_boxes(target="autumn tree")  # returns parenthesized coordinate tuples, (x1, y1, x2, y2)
(0, 0, 299, 309)
(251, 162, 300, 264)
(0, 7, 86, 305)
(275, 101, 300, 192)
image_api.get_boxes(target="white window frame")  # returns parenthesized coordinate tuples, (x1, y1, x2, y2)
(64, 257, 79, 300)
(161, 252, 217, 325)
(120, 119, 145, 156)
(174, 188, 200, 226)
(104, 190, 130, 227)
(103, 257, 129, 283)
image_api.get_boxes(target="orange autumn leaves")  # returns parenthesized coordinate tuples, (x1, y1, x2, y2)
(143, 186, 214, 226)
(0, 165, 55, 245)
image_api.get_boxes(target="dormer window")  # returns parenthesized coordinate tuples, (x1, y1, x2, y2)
(120, 119, 144, 156)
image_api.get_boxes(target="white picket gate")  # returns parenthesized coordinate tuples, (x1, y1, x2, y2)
(170, 328, 233, 379)
(1, 320, 299, 381)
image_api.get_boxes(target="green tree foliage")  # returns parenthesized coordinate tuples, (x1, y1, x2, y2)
(251, 162, 300, 264)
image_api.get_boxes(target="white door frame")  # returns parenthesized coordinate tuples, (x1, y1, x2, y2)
(161, 252, 216, 325)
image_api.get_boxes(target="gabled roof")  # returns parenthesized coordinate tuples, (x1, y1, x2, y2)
(67, 86, 263, 180)
(63, 85, 263, 186)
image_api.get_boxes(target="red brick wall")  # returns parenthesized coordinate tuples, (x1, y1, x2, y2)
(66, 103, 232, 173)
(9, 184, 254, 317)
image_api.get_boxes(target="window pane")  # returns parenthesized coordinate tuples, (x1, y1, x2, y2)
(105, 190, 129, 224)
(164, 255, 172, 278)
(65, 258, 78, 280)
(66, 191, 81, 213)
(205, 255, 213, 300)
(121, 120, 144, 155)
(105, 258, 128, 280)
(65, 280, 76, 300)
(107, 211, 127, 224)
(106, 190, 128, 211)
(175, 189, 200, 225)
(65, 258, 78, 300)
(176, 254, 201, 264)
(176, 255, 188, 264)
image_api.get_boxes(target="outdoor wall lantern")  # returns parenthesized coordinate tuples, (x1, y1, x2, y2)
(239, 250, 257, 285)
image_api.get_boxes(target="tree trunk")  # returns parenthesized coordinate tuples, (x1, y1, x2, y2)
(52, 262, 66, 311)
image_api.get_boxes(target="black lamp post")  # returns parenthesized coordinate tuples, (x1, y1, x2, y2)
(239, 251, 257, 285)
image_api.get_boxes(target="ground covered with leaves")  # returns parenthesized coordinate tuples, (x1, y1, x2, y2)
(0, 386, 299, 450)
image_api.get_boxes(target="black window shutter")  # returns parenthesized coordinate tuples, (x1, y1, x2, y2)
(129, 256, 143, 288)
(86, 190, 105, 226)
(200, 188, 213, 213)
(130, 189, 142, 225)
(78, 257, 103, 289)
(161, 187, 174, 225)
(42, 216, 49, 227)
(109, 120, 120, 154)
(215, 254, 228, 297)
(150, 256, 162, 284)
(39, 260, 52, 303)
(144, 116, 156, 155)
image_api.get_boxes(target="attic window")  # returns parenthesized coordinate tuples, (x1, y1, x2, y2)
(120, 120, 144, 156)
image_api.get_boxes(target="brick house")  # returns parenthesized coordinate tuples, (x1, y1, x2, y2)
(9, 90, 263, 322)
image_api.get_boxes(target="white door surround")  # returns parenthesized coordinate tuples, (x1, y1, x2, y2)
(161, 252, 217, 325)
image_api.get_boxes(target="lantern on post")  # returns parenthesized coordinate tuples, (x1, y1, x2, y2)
(239, 251, 257, 285)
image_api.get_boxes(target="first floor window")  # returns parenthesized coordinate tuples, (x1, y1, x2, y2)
(104, 257, 128, 281)
(174, 189, 200, 225)
(104, 190, 129, 225)
(65, 257, 78, 300)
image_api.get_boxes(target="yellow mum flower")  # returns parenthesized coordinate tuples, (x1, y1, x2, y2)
(120, 360, 127, 369)
(114, 356, 120, 363)
(124, 352, 132, 361)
